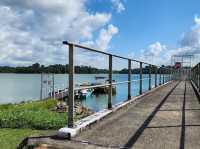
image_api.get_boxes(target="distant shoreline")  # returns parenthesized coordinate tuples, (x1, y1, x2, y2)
(0, 63, 171, 74)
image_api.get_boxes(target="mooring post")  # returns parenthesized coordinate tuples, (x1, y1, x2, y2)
(155, 66, 157, 87)
(108, 54, 112, 109)
(128, 59, 131, 100)
(68, 43, 75, 128)
(149, 64, 151, 90)
(139, 62, 143, 95)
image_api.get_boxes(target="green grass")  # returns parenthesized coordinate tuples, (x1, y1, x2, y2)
(0, 128, 54, 149)
(0, 99, 88, 129)
(0, 99, 91, 148)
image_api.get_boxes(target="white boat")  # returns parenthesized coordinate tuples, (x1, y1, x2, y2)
(80, 89, 92, 98)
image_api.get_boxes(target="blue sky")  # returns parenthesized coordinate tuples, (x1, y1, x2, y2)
(0, 0, 200, 67)
(87, 0, 200, 57)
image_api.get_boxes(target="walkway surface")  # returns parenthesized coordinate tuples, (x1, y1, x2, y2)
(25, 81, 200, 149)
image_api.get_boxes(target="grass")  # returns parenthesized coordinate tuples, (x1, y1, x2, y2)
(0, 99, 91, 148)
(0, 128, 54, 149)
(0, 99, 89, 129)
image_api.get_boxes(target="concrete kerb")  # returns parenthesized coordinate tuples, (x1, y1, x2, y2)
(57, 81, 174, 139)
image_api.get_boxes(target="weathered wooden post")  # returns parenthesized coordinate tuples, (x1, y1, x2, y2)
(139, 62, 143, 95)
(68, 43, 75, 128)
(149, 64, 151, 90)
(155, 66, 157, 87)
(128, 59, 131, 100)
(108, 54, 112, 109)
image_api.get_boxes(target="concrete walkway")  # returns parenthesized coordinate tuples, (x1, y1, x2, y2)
(24, 81, 200, 149)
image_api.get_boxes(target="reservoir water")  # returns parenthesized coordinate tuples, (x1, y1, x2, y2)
(0, 73, 168, 111)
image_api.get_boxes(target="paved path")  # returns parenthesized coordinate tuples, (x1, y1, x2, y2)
(25, 81, 200, 149)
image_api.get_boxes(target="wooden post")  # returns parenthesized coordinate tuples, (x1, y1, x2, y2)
(149, 64, 151, 90)
(139, 62, 143, 95)
(128, 59, 131, 100)
(68, 43, 75, 128)
(155, 66, 157, 87)
(108, 54, 112, 109)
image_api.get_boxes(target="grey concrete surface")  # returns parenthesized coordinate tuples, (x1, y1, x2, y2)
(24, 81, 200, 149)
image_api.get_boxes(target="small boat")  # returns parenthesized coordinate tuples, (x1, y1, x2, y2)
(95, 76, 107, 80)
(75, 82, 93, 99)
(78, 89, 93, 99)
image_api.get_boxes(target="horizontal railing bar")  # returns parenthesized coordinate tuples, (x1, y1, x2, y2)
(75, 84, 110, 90)
(112, 81, 129, 85)
(74, 77, 171, 90)
(63, 41, 159, 67)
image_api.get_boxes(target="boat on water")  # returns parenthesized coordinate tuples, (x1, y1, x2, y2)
(75, 82, 93, 99)
(95, 76, 107, 80)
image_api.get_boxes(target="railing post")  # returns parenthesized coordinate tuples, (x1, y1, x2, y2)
(149, 64, 151, 90)
(198, 63, 200, 92)
(171, 68, 172, 81)
(155, 66, 157, 87)
(53, 73, 55, 100)
(128, 59, 131, 100)
(159, 67, 161, 85)
(139, 62, 143, 95)
(68, 43, 75, 128)
(40, 73, 43, 100)
(162, 68, 165, 84)
(108, 54, 112, 109)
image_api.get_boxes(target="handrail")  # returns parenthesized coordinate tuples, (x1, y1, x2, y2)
(63, 41, 171, 68)
(63, 41, 175, 128)
(191, 62, 200, 92)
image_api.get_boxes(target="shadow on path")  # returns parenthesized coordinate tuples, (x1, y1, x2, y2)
(123, 82, 180, 148)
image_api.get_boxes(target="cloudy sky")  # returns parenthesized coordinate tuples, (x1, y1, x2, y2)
(0, 0, 200, 67)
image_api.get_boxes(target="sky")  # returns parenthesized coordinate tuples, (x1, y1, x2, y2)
(0, 0, 200, 68)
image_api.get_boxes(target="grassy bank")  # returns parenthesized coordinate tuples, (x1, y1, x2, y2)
(0, 99, 90, 129)
(0, 99, 91, 148)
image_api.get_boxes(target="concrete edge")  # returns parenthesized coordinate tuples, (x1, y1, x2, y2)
(57, 80, 174, 139)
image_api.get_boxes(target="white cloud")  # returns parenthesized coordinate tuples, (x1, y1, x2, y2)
(139, 42, 168, 65)
(0, 0, 118, 66)
(138, 15, 200, 66)
(128, 52, 135, 59)
(111, 0, 125, 13)
(76, 24, 118, 68)
(96, 24, 118, 51)
(179, 15, 200, 53)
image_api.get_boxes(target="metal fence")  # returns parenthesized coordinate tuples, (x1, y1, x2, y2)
(63, 41, 174, 128)
(191, 63, 200, 91)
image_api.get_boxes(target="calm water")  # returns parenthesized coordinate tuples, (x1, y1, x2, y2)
(0, 73, 168, 111)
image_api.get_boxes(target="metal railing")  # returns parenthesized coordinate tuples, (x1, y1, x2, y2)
(63, 41, 174, 128)
(191, 63, 200, 91)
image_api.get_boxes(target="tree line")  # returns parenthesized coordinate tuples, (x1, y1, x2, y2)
(0, 63, 172, 74)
